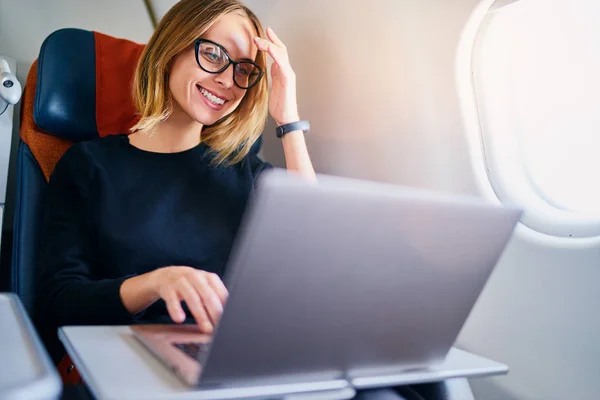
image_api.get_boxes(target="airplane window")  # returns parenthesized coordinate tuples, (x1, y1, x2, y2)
(460, 0, 600, 240)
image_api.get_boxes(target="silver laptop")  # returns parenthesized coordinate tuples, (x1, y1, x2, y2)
(132, 169, 521, 396)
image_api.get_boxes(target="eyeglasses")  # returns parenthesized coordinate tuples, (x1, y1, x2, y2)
(194, 39, 263, 90)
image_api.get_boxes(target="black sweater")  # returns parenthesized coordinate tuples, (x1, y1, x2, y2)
(35, 134, 271, 360)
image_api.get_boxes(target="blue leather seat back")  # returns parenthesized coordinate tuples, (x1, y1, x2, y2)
(11, 144, 47, 313)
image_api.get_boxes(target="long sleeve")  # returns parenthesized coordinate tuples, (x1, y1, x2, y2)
(35, 144, 134, 329)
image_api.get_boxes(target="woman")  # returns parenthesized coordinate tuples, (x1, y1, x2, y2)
(36, 0, 313, 357)
(35, 1, 414, 398)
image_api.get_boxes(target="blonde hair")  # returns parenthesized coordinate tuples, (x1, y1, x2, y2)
(131, 0, 268, 165)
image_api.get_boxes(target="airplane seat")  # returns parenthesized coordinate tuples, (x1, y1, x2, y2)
(10, 28, 146, 315)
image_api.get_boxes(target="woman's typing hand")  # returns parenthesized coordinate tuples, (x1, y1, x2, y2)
(152, 266, 229, 333)
(120, 266, 228, 333)
(150, 266, 229, 333)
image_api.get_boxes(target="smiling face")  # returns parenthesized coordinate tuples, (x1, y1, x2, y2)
(167, 11, 260, 126)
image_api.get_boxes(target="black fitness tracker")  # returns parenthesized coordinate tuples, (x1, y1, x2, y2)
(275, 120, 310, 138)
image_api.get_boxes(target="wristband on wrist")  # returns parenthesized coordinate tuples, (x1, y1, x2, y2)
(275, 120, 310, 138)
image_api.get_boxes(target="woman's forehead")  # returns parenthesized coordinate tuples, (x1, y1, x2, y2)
(202, 12, 258, 60)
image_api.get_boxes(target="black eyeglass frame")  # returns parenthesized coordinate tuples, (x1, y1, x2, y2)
(194, 39, 264, 90)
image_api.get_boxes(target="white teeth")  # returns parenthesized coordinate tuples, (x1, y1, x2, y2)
(200, 87, 225, 105)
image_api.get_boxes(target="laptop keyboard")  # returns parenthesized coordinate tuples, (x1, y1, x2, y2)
(173, 342, 211, 361)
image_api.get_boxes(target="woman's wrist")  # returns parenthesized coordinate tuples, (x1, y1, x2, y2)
(147, 267, 169, 298)
(120, 269, 164, 314)
(275, 114, 300, 127)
